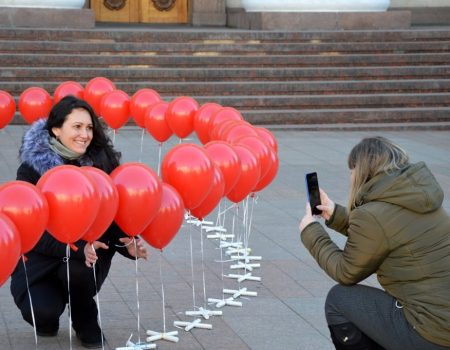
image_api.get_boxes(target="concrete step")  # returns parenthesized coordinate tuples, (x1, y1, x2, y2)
(240, 107, 450, 124)
(1, 52, 450, 68)
(2, 66, 450, 81)
(2, 27, 450, 43)
(1, 40, 449, 55)
(2, 79, 450, 96)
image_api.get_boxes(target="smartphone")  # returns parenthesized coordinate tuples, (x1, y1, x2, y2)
(305, 172, 322, 216)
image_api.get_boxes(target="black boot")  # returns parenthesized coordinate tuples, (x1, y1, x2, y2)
(74, 319, 104, 349)
(328, 323, 385, 350)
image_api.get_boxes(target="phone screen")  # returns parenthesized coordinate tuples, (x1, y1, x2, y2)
(305, 172, 322, 216)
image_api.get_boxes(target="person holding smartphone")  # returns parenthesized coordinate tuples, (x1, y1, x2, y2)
(299, 136, 450, 350)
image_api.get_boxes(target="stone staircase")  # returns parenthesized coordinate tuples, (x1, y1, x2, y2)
(1, 26, 450, 130)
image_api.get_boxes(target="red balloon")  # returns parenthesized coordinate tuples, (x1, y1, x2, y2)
(191, 165, 225, 220)
(222, 122, 259, 144)
(19, 87, 52, 124)
(255, 127, 278, 153)
(100, 90, 130, 130)
(130, 88, 161, 128)
(0, 90, 16, 129)
(162, 144, 214, 210)
(204, 141, 241, 196)
(111, 163, 162, 236)
(227, 145, 261, 203)
(84, 77, 116, 116)
(253, 149, 279, 192)
(53, 81, 84, 104)
(209, 119, 241, 141)
(0, 213, 21, 287)
(166, 96, 199, 139)
(0, 181, 49, 254)
(237, 135, 273, 179)
(141, 183, 184, 250)
(81, 167, 119, 243)
(36, 165, 100, 244)
(193, 102, 222, 144)
(209, 107, 243, 131)
(144, 101, 173, 143)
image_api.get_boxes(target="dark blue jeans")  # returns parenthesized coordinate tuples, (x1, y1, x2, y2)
(325, 284, 449, 350)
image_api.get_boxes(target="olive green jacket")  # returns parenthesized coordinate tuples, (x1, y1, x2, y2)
(301, 162, 450, 347)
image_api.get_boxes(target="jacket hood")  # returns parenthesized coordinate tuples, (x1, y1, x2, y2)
(19, 118, 93, 175)
(357, 162, 443, 213)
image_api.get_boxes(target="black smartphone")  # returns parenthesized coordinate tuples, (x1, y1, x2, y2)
(305, 172, 322, 216)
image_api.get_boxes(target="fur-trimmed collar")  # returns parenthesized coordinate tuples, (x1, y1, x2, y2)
(19, 119, 93, 175)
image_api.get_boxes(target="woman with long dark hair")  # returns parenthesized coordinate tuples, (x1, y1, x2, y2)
(10, 96, 148, 349)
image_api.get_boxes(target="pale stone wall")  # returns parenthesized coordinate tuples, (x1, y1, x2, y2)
(391, 0, 450, 7)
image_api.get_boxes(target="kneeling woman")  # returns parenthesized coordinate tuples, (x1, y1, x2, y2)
(10, 96, 148, 349)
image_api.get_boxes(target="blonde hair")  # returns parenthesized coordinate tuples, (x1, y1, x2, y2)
(347, 136, 410, 210)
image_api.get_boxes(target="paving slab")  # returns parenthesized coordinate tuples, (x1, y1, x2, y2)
(0, 125, 449, 350)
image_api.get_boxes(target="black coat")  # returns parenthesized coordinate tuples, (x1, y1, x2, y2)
(10, 121, 133, 304)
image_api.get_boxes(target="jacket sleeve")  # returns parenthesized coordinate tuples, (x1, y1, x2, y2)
(101, 222, 136, 260)
(325, 204, 349, 236)
(301, 206, 389, 285)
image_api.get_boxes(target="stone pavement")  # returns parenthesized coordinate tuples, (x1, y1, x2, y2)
(0, 125, 449, 350)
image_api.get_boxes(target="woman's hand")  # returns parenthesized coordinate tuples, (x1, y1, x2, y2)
(299, 202, 316, 232)
(84, 241, 109, 268)
(317, 188, 335, 221)
(120, 237, 148, 260)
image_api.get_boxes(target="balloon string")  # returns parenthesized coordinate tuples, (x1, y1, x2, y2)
(215, 202, 226, 301)
(233, 204, 243, 289)
(157, 143, 163, 177)
(139, 129, 145, 163)
(188, 213, 197, 308)
(133, 238, 142, 344)
(91, 244, 105, 350)
(112, 129, 116, 145)
(199, 223, 207, 308)
(159, 252, 167, 334)
(65, 244, 73, 350)
(22, 256, 38, 348)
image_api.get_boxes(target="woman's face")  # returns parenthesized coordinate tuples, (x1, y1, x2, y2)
(52, 108, 93, 155)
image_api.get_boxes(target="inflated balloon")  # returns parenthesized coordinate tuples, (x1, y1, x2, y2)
(193, 102, 222, 144)
(222, 122, 259, 144)
(81, 167, 119, 243)
(53, 81, 84, 104)
(227, 145, 261, 203)
(204, 141, 241, 196)
(84, 77, 116, 116)
(0, 181, 49, 254)
(253, 149, 279, 192)
(191, 165, 225, 220)
(237, 135, 273, 179)
(18, 87, 52, 124)
(141, 183, 184, 250)
(165, 96, 199, 139)
(209, 107, 243, 132)
(209, 119, 241, 141)
(0, 213, 21, 287)
(111, 163, 162, 236)
(130, 88, 161, 128)
(100, 90, 130, 130)
(255, 127, 278, 153)
(36, 165, 100, 244)
(0, 90, 16, 129)
(162, 143, 214, 210)
(144, 101, 172, 143)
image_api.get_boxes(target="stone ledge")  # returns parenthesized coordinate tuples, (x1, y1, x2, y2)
(392, 7, 450, 25)
(0, 7, 95, 29)
(227, 9, 411, 30)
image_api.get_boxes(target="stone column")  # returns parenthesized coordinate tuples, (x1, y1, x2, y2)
(191, 0, 226, 26)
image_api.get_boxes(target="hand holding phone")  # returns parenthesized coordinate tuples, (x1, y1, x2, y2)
(305, 172, 322, 216)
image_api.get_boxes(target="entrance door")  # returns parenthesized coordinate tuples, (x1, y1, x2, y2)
(91, 0, 189, 24)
